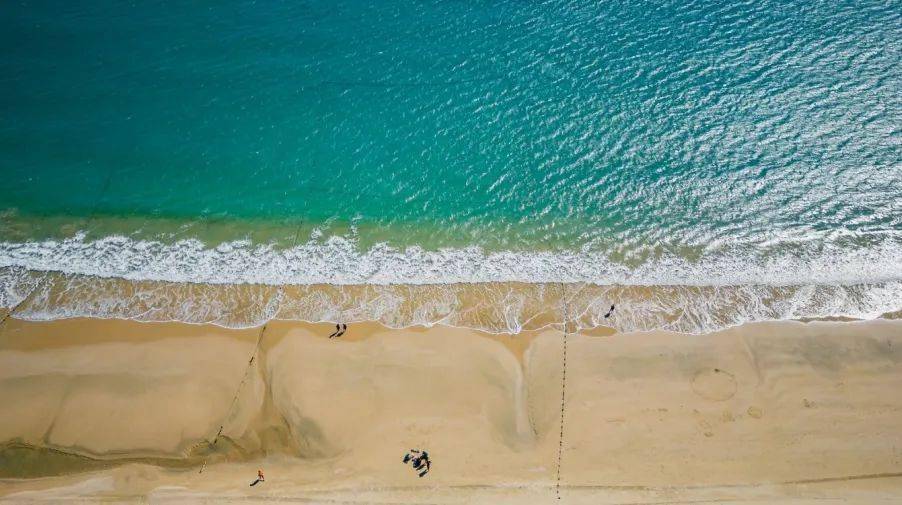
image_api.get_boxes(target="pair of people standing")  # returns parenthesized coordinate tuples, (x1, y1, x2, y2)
(329, 323, 347, 338)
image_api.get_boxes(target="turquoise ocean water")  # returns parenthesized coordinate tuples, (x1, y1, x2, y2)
(0, 0, 900, 332)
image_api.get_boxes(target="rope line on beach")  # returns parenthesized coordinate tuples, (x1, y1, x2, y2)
(0, 276, 48, 329)
(200, 322, 270, 473)
(0, 299, 26, 328)
(201, 225, 296, 468)
(218, 322, 269, 442)
(206, 224, 296, 453)
(555, 282, 570, 500)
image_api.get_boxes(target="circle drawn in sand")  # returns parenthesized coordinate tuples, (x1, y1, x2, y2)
(691, 368, 737, 401)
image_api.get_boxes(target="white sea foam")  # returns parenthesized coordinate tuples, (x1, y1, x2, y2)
(0, 266, 44, 310)
(1, 232, 901, 286)
(1, 234, 900, 333)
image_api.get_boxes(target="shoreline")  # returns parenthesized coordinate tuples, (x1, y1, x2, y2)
(2, 268, 900, 335)
(2, 316, 901, 502)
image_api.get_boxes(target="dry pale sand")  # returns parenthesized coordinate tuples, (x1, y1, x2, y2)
(0, 316, 901, 503)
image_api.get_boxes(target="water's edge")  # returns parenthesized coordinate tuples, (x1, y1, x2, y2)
(2, 232, 900, 334)
(2, 267, 899, 335)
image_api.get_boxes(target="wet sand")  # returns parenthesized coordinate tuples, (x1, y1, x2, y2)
(1, 316, 901, 503)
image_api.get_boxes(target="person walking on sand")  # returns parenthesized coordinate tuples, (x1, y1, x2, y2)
(250, 469, 265, 486)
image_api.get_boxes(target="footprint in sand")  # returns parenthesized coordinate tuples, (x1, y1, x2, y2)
(691, 368, 737, 401)
(747, 406, 763, 419)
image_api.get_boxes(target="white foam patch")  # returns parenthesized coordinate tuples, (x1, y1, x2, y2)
(1, 234, 901, 333)
(0, 233, 900, 286)
(0, 266, 44, 309)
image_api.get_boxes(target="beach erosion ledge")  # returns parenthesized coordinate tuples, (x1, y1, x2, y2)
(1, 315, 901, 501)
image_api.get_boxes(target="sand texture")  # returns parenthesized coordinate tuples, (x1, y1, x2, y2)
(1, 317, 901, 503)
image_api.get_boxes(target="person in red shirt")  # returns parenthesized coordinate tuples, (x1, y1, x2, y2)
(250, 469, 265, 486)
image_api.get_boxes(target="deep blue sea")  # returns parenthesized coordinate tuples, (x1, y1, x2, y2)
(0, 0, 900, 332)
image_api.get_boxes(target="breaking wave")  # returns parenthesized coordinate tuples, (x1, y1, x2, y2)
(1, 233, 901, 334)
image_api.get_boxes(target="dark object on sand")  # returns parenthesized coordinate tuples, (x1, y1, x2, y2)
(604, 304, 615, 318)
(329, 323, 348, 338)
(402, 449, 431, 477)
(250, 469, 265, 486)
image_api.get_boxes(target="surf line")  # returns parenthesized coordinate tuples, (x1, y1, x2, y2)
(555, 282, 570, 500)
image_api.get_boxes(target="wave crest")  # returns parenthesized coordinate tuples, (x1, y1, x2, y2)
(1, 233, 901, 286)
(1, 234, 900, 333)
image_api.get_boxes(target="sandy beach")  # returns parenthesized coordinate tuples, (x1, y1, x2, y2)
(2, 0, 900, 501)
(1, 315, 901, 503)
